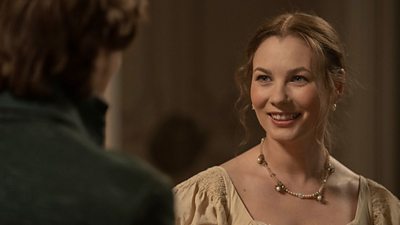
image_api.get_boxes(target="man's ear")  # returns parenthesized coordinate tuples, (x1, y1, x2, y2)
(91, 49, 123, 98)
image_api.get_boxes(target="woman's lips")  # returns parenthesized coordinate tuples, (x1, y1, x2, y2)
(268, 112, 301, 126)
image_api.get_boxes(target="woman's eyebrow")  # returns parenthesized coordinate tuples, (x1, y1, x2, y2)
(253, 67, 311, 74)
(288, 67, 311, 74)
(253, 67, 272, 74)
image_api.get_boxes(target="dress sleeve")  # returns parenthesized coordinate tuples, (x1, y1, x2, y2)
(173, 168, 229, 225)
(367, 179, 400, 225)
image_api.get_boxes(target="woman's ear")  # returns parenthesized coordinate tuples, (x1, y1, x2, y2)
(329, 69, 346, 105)
(333, 68, 346, 102)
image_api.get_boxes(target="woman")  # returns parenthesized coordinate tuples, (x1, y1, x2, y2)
(174, 12, 399, 225)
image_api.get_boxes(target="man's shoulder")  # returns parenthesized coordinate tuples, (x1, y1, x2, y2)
(105, 150, 172, 188)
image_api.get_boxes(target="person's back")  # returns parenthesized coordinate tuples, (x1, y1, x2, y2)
(0, 93, 173, 224)
(0, 0, 173, 224)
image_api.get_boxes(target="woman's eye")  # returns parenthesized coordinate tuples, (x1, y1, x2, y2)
(255, 75, 272, 82)
(291, 75, 308, 84)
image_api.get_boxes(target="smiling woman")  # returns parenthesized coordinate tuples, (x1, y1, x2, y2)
(251, 35, 321, 144)
(173, 12, 399, 225)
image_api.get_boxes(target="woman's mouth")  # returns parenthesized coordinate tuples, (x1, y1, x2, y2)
(268, 112, 301, 121)
(267, 112, 301, 126)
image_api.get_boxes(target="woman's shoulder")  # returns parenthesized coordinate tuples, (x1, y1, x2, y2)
(366, 178, 399, 201)
(174, 166, 228, 202)
(333, 153, 400, 207)
(364, 177, 400, 224)
(173, 166, 231, 225)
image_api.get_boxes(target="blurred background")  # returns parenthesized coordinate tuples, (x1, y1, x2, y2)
(105, 0, 399, 197)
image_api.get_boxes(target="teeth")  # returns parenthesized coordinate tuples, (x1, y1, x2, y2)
(270, 113, 299, 121)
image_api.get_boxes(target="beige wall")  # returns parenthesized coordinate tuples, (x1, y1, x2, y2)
(106, 0, 399, 195)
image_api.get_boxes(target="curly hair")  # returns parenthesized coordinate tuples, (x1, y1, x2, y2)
(235, 12, 346, 147)
(0, 0, 145, 99)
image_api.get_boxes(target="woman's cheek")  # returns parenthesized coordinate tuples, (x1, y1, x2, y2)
(250, 86, 268, 109)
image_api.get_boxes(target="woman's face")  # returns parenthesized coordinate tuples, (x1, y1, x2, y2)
(250, 35, 321, 143)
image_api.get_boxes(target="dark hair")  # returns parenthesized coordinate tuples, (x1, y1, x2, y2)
(0, 0, 145, 99)
(235, 12, 346, 147)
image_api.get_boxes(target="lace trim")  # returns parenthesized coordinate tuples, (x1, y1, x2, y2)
(368, 179, 400, 225)
(174, 167, 227, 205)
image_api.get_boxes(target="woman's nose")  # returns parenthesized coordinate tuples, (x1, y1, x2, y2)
(270, 83, 289, 106)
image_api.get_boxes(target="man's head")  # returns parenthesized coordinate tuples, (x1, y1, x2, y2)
(0, 0, 145, 99)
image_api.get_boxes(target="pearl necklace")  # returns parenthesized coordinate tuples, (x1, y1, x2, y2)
(257, 138, 335, 203)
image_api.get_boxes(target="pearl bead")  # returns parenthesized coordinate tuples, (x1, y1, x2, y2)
(328, 166, 335, 174)
(317, 195, 323, 201)
(257, 154, 264, 164)
(275, 185, 281, 192)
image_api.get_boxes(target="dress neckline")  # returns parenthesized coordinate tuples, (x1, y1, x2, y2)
(213, 166, 369, 225)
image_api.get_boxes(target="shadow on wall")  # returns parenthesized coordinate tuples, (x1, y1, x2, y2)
(147, 114, 207, 184)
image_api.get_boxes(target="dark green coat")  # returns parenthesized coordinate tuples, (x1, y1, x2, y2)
(0, 92, 174, 225)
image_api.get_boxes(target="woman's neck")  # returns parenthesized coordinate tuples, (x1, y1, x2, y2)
(262, 136, 327, 182)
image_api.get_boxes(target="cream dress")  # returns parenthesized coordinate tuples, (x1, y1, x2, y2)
(174, 166, 399, 225)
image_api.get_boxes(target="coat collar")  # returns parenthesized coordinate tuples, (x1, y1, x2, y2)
(0, 91, 108, 146)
